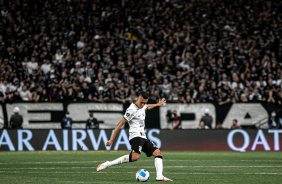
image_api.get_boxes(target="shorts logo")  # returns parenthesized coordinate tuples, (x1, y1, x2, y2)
(139, 146, 142, 153)
(151, 141, 157, 147)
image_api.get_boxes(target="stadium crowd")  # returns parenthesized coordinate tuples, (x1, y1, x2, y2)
(0, 0, 282, 105)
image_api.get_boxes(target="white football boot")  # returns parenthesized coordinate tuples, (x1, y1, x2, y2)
(156, 176, 173, 181)
(96, 161, 110, 172)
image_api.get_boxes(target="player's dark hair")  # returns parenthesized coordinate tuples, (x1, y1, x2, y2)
(137, 91, 149, 99)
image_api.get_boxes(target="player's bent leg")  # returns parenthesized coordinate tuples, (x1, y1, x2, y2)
(130, 152, 140, 162)
(153, 149, 173, 182)
(97, 155, 130, 172)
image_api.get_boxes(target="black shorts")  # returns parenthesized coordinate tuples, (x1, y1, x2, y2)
(129, 137, 158, 157)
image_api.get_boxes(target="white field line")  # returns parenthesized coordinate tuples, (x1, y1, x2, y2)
(0, 165, 281, 170)
(167, 166, 282, 168)
(0, 171, 281, 175)
(0, 159, 281, 164)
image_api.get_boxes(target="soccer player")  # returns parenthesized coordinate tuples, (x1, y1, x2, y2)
(97, 91, 172, 181)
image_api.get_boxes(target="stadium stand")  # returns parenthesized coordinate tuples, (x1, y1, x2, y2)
(0, 0, 282, 105)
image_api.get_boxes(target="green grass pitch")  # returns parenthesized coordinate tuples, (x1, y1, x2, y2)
(0, 151, 281, 183)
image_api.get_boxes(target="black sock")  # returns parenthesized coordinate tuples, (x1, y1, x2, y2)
(155, 156, 163, 159)
(129, 152, 133, 162)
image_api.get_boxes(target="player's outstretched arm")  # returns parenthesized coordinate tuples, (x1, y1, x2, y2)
(147, 98, 166, 110)
(106, 118, 127, 146)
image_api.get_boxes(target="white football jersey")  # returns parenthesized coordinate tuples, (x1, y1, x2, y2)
(123, 103, 147, 140)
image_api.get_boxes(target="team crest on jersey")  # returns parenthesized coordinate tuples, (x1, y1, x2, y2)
(126, 113, 130, 117)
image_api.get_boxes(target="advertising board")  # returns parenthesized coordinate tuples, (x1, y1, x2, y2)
(1, 129, 281, 152)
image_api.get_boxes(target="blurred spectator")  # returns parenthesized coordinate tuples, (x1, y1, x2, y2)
(166, 110, 172, 129)
(61, 112, 72, 129)
(9, 107, 23, 129)
(215, 122, 224, 129)
(75, 91, 84, 102)
(39, 89, 50, 102)
(66, 87, 76, 102)
(198, 121, 209, 129)
(200, 109, 213, 129)
(27, 57, 38, 74)
(58, 89, 66, 102)
(268, 111, 281, 129)
(5, 92, 14, 103)
(249, 88, 262, 102)
(168, 88, 181, 103)
(86, 113, 99, 129)
(49, 87, 60, 102)
(86, 93, 94, 102)
(148, 83, 160, 102)
(10, 78, 22, 92)
(266, 90, 276, 103)
(13, 91, 22, 102)
(240, 94, 249, 102)
(160, 79, 172, 99)
(55, 49, 64, 64)
(170, 110, 182, 130)
(217, 88, 231, 105)
(116, 87, 128, 103)
(194, 86, 207, 103)
(93, 86, 105, 103)
(128, 90, 137, 103)
(0, 79, 8, 97)
(230, 119, 241, 129)
(29, 88, 40, 102)
(183, 90, 195, 103)
(41, 59, 52, 75)
(20, 86, 31, 101)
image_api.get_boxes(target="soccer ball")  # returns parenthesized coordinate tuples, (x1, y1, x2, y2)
(136, 169, 150, 182)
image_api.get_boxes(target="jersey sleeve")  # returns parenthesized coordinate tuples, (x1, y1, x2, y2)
(123, 108, 136, 122)
(144, 104, 148, 111)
